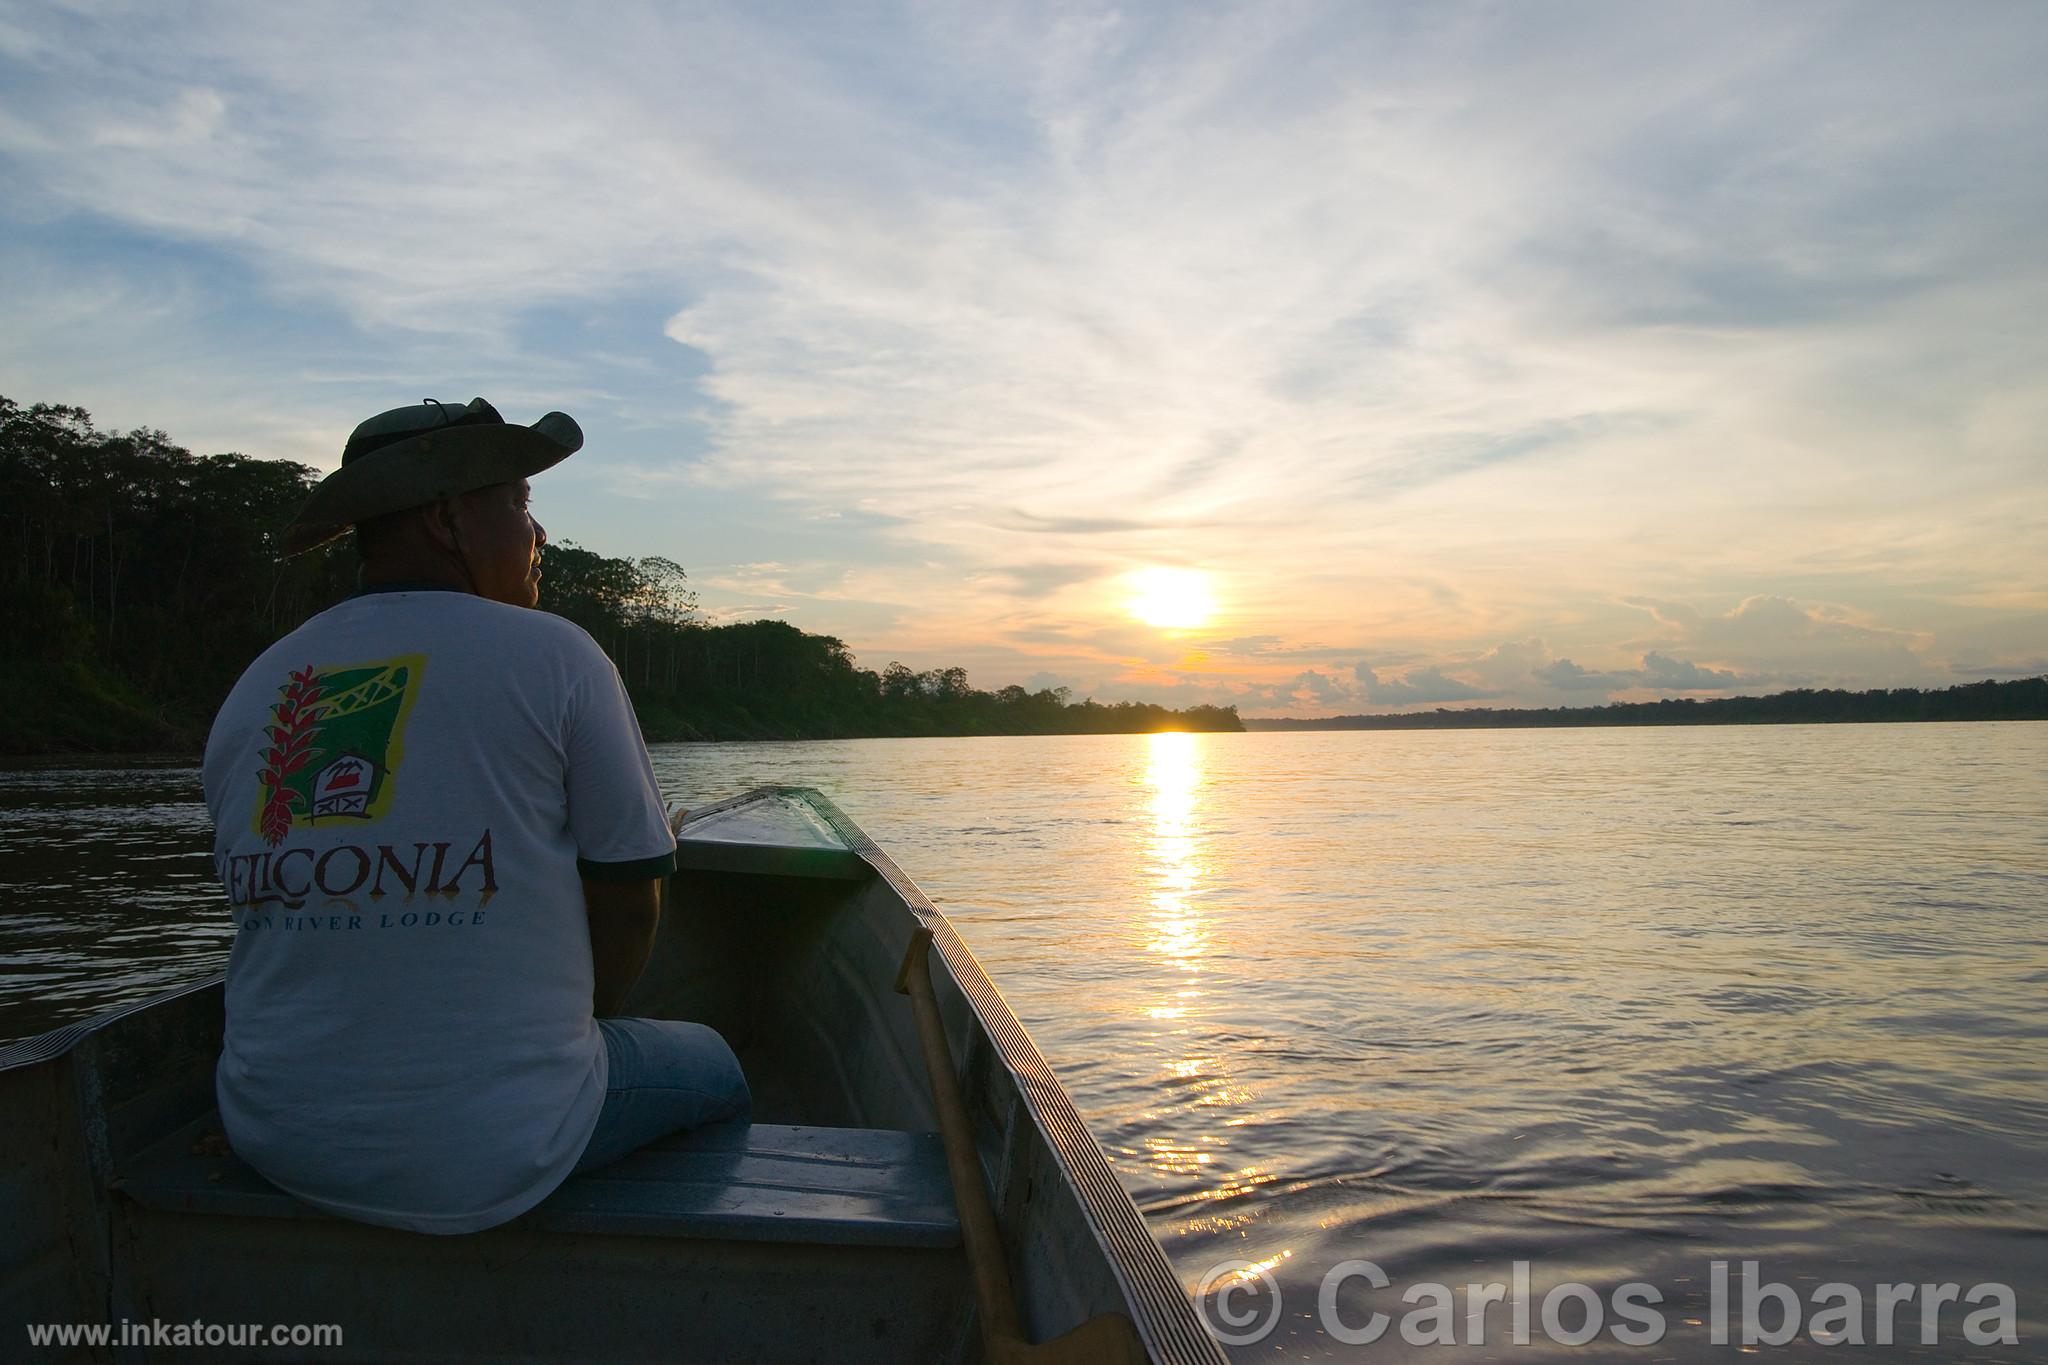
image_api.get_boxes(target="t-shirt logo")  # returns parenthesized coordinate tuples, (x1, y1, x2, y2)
(311, 754, 374, 817)
(254, 655, 426, 845)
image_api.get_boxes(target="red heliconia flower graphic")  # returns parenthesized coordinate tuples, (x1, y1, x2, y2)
(256, 666, 325, 846)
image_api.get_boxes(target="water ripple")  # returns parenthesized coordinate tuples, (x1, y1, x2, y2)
(5, 725, 2046, 1357)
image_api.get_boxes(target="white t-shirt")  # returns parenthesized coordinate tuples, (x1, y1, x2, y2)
(202, 585, 675, 1234)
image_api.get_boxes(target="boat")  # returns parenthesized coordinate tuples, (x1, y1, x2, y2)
(0, 786, 1226, 1363)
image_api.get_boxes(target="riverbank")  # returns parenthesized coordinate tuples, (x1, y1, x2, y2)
(16, 658, 2045, 755)
(0, 658, 1242, 756)
(1243, 676, 2048, 731)
(0, 659, 195, 755)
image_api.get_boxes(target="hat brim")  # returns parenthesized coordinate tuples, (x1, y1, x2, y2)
(279, 413, 582, 557)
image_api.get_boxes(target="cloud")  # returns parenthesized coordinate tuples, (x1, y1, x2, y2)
(1288, 669, 1358, 707)
(969, 562, 1101, 598)
(90, 85, 225, 150)
(1356, 664, 1496, 706)
(1638, 651, 1749, 692)
(0, 4, 2044, 706)
(1220, 605, 1938, 715)
(698, 563, 804, 598)
(1205, 634, 1285, 656)
(1535, 657, 1632, 691)
(1624, 594, 1931, 685)
(999, 511, 1168, 535)
(1346, 636, 1760, 710)
(700, 603, 792, 624)
(1197, 635, 1398, 663)
(1949, 658, 2048, 679)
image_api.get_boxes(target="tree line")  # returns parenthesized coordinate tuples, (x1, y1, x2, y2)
(0, 395, 1238, 752)
(535, 543, 1240, 740)
(1242, 678, 2048, 731)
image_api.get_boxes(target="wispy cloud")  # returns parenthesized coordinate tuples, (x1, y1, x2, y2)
(2, 2, 2044, 711)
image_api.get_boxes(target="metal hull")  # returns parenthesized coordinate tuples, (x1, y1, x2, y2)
(0, 788, 1223, 1364)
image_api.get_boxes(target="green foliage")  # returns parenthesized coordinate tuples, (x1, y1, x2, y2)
(0, 392, 1241, 751)
(0, 396, 354, 751)
(0, 658, 180, 753)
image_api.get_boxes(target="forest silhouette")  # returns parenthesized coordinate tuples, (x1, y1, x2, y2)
(5, 395, 2039, 754)
(0, 396, 1239, 752)
(1242, 680, 2047, 731)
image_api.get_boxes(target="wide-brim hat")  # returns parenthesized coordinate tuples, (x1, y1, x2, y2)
(279, 397, 583, 556)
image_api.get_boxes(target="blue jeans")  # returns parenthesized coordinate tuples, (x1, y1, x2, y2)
(571, 1018, 752, 1174)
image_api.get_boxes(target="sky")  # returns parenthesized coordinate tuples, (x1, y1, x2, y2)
(3, 1, 2044, 716)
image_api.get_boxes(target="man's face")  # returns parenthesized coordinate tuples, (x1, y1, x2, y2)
(449, 479, 546, 608)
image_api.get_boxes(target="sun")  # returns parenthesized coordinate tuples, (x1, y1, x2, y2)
(1127, 567, 1215, 630)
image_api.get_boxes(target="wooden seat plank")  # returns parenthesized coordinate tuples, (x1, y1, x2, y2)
(116, 1116, 960, 1249)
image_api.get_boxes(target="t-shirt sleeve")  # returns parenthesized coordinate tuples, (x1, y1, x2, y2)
(562, 645, 676, 883)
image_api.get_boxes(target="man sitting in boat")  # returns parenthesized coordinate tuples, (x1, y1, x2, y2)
(200, 397, 750, 1234)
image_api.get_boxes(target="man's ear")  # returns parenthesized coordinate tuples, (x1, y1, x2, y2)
(421, 499, 461, 553)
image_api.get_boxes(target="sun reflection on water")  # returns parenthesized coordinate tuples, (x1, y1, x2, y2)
(1142, 731, 1210, 969)
(1139, 731, 1267, 1207)
(1135, 735, 1293, 1254)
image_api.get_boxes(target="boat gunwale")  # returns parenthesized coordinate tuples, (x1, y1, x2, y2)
(0, 973, 224, 1072)
(745, 785, 1227, 1365)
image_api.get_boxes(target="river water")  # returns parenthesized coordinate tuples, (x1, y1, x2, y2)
(3, 724, 2044, 1359)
